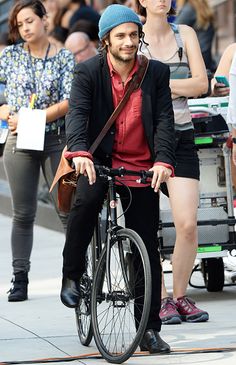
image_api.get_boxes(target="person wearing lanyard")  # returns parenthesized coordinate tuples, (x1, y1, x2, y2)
(0, 0, 75, 302)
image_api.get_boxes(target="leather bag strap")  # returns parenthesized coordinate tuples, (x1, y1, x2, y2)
(89, 54, 149, 154)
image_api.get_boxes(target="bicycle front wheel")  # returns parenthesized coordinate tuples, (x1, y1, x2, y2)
(91, 228, 151, 364)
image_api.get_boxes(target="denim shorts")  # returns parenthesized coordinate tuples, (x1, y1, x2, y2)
(174, 129, 200, 180)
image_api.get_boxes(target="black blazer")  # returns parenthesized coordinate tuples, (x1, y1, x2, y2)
(66, 54, 175, 168)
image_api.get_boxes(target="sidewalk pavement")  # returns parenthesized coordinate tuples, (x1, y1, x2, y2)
(0, 212, 236, 365)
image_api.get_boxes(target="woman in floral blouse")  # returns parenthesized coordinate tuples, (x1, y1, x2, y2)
(0, 0, 75, 302)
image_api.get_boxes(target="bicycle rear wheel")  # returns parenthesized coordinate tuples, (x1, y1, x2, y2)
(91, 228, 151, 364)
(75, 232, 96, 346)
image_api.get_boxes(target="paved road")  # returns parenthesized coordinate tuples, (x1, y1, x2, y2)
(0, 213, 236, 364)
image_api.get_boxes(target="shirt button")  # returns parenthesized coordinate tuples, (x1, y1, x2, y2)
(110, 131, 114, 135)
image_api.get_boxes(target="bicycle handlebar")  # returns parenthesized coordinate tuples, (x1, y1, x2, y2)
(95, 165, 153, 181)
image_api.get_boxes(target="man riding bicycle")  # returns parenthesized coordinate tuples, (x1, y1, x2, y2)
(60, 4, 175, 354)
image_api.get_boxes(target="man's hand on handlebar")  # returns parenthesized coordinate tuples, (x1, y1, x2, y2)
(149, 165, 172, 193)
(72, 156, 96, 185)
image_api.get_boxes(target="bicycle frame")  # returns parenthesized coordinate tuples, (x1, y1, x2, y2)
(105, 177, 131, 297)
(78, 166, 153, 362)
(99, 166, 153, 300)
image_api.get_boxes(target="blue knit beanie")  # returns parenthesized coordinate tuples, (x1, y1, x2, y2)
(98, 4, 143, 40)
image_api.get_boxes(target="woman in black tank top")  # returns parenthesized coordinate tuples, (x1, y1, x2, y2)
(136, 0, 209, 325)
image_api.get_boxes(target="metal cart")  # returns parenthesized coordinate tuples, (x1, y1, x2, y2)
(159, 96, 236, 292)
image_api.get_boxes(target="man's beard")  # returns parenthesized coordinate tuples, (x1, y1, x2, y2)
(108, 45, 138, 63)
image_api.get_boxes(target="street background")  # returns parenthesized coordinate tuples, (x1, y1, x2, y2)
(1, 0, 236, 363)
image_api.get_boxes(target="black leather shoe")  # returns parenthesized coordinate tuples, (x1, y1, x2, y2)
(60, 278, 80, 308)
(140, 329, 171, 354)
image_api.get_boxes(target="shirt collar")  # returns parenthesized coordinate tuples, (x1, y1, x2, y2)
(107, 53, 139, 81)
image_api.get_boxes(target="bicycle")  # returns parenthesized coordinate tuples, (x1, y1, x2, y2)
(75, 166, 153, 364)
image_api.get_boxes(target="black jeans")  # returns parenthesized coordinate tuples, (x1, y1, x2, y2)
(63, 175, 162, 331)
(3, 133, 67, 274)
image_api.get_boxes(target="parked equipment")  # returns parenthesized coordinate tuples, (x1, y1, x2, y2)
(159, 97, 236, 292)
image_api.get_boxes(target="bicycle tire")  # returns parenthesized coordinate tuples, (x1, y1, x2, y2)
(75, 232, 96, 346)
(91, 228, 151, 364)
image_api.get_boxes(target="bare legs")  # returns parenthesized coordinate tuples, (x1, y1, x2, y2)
(162, 177, 199, 300)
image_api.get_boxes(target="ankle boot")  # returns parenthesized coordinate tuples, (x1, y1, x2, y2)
(8, 272, 28, 302)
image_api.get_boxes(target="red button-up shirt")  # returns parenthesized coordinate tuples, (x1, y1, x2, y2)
(107, 54, 153, 187)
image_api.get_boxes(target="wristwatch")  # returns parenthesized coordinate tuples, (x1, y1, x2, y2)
(232, 137, 236, 144)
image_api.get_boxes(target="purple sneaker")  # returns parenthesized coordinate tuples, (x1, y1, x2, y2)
(175, 296, 209, 322)
(160, 297, 182, 324)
